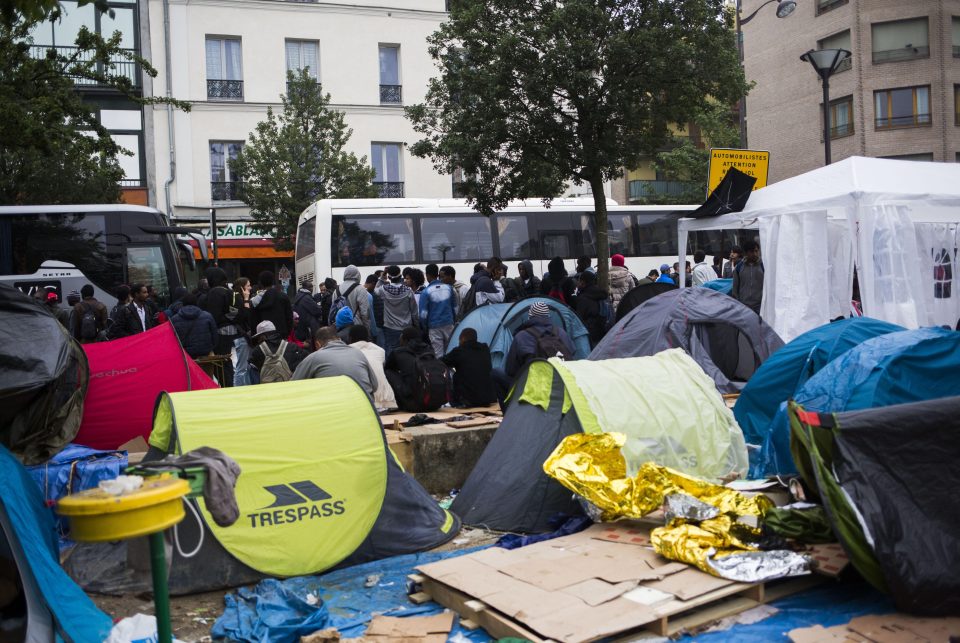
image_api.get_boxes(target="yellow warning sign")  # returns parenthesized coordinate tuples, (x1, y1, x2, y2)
(707, 148, 770, 195)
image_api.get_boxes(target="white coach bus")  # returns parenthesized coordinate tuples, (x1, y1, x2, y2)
(294, 198, 739, 288)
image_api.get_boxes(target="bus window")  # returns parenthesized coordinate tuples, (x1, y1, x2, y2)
(495, 216, 532, 260)
(420, 216, 493, 263)
(636, 215, 679, 257)
(296, 217, 316, 261)
(579, 214, 635, 257)
(332, 216, 414, 267)
(126, 246, 170, 302)
(0, 213, 122, 292)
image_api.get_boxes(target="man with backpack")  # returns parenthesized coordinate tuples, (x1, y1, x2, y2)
(384, 326, 450, 412)
(329, 265, 369, 331)
(250, 320, 307, 383)
(293, 280, 325, 345)
(72, 284, 108, 344)
(292, 326, 377, 397)
(491, 301, 575, 409)
(575, 271, 612, 348)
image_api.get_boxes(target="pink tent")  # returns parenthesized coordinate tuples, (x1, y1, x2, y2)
(75, 323, 218, 450)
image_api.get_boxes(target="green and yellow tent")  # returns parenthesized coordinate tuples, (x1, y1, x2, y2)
(143, 376, 458, 594)
(450, 349, 748, 533)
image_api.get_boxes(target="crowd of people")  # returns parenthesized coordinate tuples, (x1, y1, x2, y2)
(41, 245, 761, 413)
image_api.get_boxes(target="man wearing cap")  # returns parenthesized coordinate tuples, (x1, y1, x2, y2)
(656, 264, 675, 285)
(490, 301, 575, 409)
(292, 326, 378, 397)
(250, 320, 306, 381)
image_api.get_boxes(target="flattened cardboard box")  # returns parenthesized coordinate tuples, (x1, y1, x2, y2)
(789, 614, 960, 643)
(416, 523, 745, 642)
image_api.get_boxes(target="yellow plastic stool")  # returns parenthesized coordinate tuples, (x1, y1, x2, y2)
(58, 476, 190, 643)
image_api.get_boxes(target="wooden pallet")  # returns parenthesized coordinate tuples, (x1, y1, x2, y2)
(409, 572, 822, 642)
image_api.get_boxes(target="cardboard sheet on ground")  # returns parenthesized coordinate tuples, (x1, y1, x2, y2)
(416, 524, 753, 642)
(363, 612, 454, 643)
(788, 614, 960, 643)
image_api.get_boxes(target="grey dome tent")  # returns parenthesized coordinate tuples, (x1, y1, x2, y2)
(614, 281, 677, 322)
(0, 284, 88, 465)
(67, 377, 459, 595)
(590, 287, 784, 393)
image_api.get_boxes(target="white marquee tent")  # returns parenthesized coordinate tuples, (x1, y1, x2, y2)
(678, 156, 960, 341)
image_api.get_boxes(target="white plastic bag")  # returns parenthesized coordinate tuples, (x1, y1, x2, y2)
(105, 614, 185, 643)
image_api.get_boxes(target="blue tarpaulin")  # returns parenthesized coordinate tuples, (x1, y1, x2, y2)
(701, 278, 733, 294)
(213, 547, 493, 643)
(25, 443, 126, 549)
(683, 580, 893, 642)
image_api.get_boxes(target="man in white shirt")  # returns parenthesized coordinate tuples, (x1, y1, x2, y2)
(691, 250, 716, 287)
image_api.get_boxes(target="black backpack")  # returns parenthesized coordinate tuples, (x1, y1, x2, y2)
(411, 353, 450, 412)
(529, 326, 572, 360)
(79, 303, 99, 341)
(327, 283, 359, 326)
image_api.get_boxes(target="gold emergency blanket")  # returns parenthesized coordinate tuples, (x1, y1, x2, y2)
(543, 432, 795, 578)
(542, 432, 772, 521)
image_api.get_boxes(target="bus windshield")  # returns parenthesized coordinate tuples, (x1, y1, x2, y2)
(0, 207, 184, 305)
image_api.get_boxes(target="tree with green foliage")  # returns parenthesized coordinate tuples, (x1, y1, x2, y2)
(649, 102, 742, 205)
(230, 70, 379, 250)
(0, 8, 188, 204)
(406, 0, 748, 289)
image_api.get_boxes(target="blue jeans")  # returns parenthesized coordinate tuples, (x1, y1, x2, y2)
(382, 327, 402, 358)
(233, 337, 252, 387)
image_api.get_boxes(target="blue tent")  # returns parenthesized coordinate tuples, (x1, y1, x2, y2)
(734, 317, 904, 445)
(754, 326, 960, 476)
(0, 445, 113, 642)
(447, 297, 591, 369)
(701, 278, 733, 295)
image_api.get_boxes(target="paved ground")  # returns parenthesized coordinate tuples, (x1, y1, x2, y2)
(91, 527, 500, 642)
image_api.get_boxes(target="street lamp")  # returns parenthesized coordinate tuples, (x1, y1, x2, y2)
(737, 0, 797, 148)
(799, 48, 852, 165)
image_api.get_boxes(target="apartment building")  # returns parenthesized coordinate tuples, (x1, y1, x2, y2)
(742, 0, 960, 183)
(27, 0, 150, 205)
(145, 0, 450, 278)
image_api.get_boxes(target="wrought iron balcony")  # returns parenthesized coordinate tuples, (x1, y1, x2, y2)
(379, 84, 402, 104)
(29, 44, 140, 88)
(876, 113, 931, 129)
(119, 179, 145, 187)
(207, 79, 244, 101)
(628, 179, 695, 201)
(375, 182, 404, 198)
(872, 45, 929, 64)
(211, 181, 245, 202)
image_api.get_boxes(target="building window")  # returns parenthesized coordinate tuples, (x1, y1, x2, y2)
(285, 39, 319, 81)
(27, 0, 140, 87)
(371, 143, 403, 198)
(816, 0, 847, 16)
(378, 45, 401, 104)
(875, 86, 930, 129)
(954, 17, 960, 58)
(881, 153, 934, 161)
(956, 85, 960, 126)
(100, 109, 144, 187)
(210, 141, 244, 202)
(818, 30, 852, 73)
(872, 18, 929, 64)
(206, 37, 243, 100)
(825, 95, 854, 138)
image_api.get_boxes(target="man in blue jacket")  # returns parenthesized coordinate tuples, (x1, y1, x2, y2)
(171, 293, 218, 359)
(419, 263, 457, 357)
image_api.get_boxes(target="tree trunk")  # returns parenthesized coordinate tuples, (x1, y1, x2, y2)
(589, 171, 609, 292)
